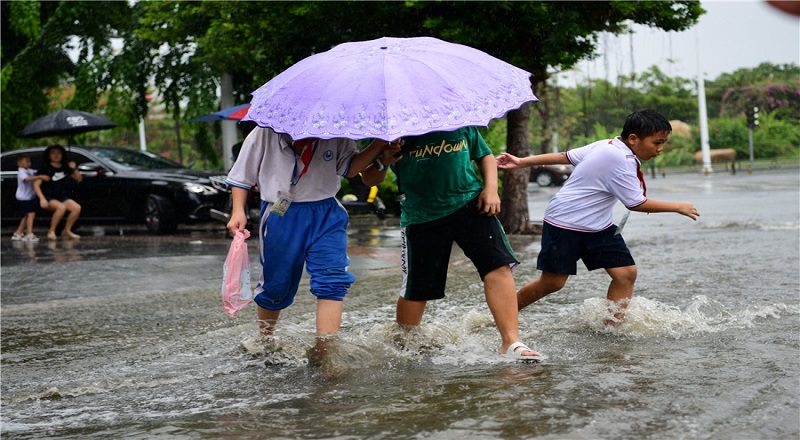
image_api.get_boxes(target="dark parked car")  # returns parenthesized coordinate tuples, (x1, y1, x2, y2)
(1, 146, 228, 233)
(530, 164, 574, 187)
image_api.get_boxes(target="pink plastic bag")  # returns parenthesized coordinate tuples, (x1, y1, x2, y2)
(222, 229, 253, 317)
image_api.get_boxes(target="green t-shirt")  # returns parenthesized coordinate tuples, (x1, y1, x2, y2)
(391, 126, 491, 226)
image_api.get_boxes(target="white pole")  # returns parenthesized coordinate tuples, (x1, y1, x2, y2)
(221, 73, 237, 171)
(138, 118, 147, 152)
(696, 29, 712, 174)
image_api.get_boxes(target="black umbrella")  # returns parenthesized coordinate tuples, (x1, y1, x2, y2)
(17, 109, 118, 139)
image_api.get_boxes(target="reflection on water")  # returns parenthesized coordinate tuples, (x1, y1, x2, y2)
(1, 171, 799, 439)
(9, 238, 85, 263)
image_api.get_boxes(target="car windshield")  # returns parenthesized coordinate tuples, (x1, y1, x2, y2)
(86, 147, 186, 171)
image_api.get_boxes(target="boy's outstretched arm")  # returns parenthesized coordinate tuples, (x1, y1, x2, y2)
(631, 199, 700, 220)
(496, 152, 569, 169)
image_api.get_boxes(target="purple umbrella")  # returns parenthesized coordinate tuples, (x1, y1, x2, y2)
(244, 36, 537, 141)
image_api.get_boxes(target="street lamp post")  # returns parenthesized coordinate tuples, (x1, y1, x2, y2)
(745, 106, 759, 171)
(695, 29, 712, 174)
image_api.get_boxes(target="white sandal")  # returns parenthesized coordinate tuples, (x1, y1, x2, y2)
(502, 342, 543, 363)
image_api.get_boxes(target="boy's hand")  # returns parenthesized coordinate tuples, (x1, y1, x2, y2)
(382, 139, 404, 166)
(227, 210, 248, 235)
(677, 202, 700, 220)
(39, 198, 49, 209)
(496, 153, 521, 169)
(477, 188, 501, 216)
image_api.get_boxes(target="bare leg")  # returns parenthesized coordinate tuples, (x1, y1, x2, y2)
(308, 299, 344, 365)
(396, 296, 427, 326)
(25, 212, 35, 235)
(604, 265, 637, 325)
(13, 216, 26, 235)
(46, 200, 67, 239)
(316, 299, 343, 337)
(257, 305, 281, 338)
(483, 266, 540, 356)
(517, 271, 569, 311)
(61, 200, 81, 238)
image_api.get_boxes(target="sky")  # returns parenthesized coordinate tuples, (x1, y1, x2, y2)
(557, 0, 800, 86)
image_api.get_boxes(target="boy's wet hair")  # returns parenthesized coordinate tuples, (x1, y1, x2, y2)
(16, 154, 30, 163)
(621, 109, 672, 139)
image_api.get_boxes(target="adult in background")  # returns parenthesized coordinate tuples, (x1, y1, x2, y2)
(33, 145, 83, 240)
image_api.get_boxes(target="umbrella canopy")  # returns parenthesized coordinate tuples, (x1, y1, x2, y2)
(17, 109, 118, 139)
(244, 36, 537, 141)
(189, 104, 251, 122)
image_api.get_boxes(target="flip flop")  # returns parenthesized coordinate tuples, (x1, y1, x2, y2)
(502, 342, 543, 363)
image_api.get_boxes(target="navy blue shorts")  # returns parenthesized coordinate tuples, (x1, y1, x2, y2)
(537, 222, 635, 275)
(17, 199, 37, 214)
(400, 197, 519, 301)
(47, 196, 73, 203)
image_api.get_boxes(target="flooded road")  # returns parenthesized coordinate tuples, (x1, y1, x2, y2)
(2, 170, 798, 439)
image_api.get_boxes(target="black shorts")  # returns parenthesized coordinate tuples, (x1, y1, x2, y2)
(17, 199, 38, 214)
(537, 222, 635, 275)
(400, 197, 519, 301)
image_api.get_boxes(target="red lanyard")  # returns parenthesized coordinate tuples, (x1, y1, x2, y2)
(291, 138, 318, 187)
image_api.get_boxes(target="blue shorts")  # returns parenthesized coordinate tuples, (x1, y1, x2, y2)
(537, 222, 635, 275)
(17, 199, 38, 214)
(253, 197, 355, 311)
(400, 196, 519, 301)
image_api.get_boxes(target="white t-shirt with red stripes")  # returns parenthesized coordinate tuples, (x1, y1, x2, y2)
(543, 137, 646, 232)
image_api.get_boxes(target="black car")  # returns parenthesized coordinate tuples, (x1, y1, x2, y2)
(1, 146, 228, 233)
(530, 164, 574, 187)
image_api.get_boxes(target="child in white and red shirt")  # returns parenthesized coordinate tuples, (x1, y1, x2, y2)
(11, 154, 47, 242)
(496, 109, 700, 324)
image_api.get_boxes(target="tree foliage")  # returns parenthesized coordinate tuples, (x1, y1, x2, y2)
(1, 1, 131, 150)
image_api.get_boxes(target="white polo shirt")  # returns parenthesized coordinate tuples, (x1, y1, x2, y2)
(543, 137, 646, 232)
(226, 127, 357, 203)
(16, 168, 37, 201)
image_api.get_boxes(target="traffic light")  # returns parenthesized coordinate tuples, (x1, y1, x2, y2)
(746, 106, 759, 128)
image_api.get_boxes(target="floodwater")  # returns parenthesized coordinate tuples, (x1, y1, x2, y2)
(1, 170, 798, 439)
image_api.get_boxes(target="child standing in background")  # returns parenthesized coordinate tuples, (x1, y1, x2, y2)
(11, 155, 46, 242)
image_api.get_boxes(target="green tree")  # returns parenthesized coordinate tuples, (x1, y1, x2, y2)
(1, 1, 132, 151)
(130, 1, 703, 232)
(406, 1, 704, 233)
(632, 66, 698, 122)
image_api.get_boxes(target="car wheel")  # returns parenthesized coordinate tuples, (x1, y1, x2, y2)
(535, 172, 554, 187)
(145, 194, 177, 234)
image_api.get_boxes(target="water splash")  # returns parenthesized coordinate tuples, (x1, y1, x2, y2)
(577, 295, 799, 338)
(702, 220, 800, 231)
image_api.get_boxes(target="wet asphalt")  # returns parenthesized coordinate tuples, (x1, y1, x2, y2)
(0, 217, 408, 306)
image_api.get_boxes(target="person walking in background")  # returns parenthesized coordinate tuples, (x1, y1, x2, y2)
(33, 145, 83, 240)
(225, 126, 401, 360)
(496, 109, 700, 324)
(11, 154, 47, 242)
(384, 126, 543, 362)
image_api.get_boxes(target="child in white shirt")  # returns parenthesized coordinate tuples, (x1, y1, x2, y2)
(11, 155, 47, 242)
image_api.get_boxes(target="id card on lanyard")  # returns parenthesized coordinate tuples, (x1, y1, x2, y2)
(272, 138, 318, 216)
